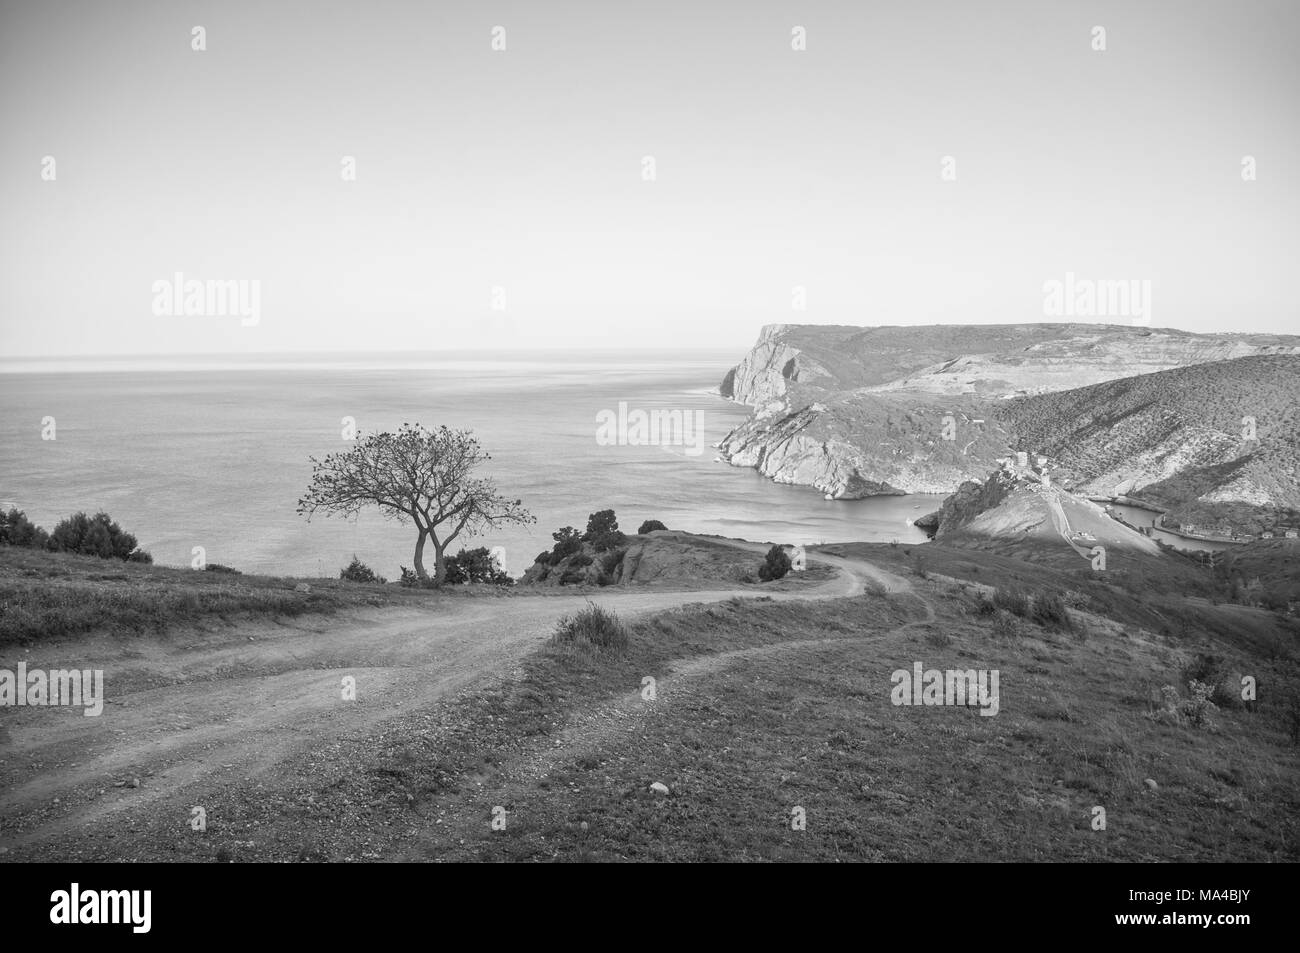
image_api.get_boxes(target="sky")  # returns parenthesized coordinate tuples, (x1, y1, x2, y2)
(1, 0, 1297, 358)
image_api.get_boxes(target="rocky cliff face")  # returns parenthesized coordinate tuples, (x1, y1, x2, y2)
(717, 324, 1300, 513)
(720, 392, 1013, 499)
(718, 323, 844, 409)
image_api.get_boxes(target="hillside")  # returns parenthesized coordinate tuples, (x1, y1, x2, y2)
(997, 355, 1300, 534)
(717, 326, 1300, 529)
(6, 535, 1295, 863)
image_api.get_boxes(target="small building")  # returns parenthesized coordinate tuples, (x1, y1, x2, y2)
(1286, 530, 1298, 539)
(1262, 532, 1275, 540)
(782, 544, 807, 571)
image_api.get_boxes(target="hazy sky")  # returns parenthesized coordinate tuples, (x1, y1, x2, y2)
(1, 0, 1297, 357)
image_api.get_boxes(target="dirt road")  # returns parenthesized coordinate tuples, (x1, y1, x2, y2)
(0, 536, 914, 855)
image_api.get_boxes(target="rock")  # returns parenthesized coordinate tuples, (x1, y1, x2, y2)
(1144, 778, 1158, 791)
(130, 777, 140, 789)
(649, 782, 670, 796)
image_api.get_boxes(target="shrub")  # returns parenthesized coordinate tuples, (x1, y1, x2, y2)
(992, 586, 1030, 617)
(1182, 652, 1223, 688)
(638, 520, 667, 534)
(443, 547, 511, 585)
(991, 609, 1025, 639)
(757, 545, 792, 582)
(47, 511, 149, 562)
(583, 510, 627, 551)
(600, 549, 625, 575)
(552, 601, 628, 652)
(399, 566, 434, 588)
(205, 563, 242, 575)
(0, 508, 49, 549)
(1287, 699, 1300, 746)
(569, 553, 594, 568)
(339, 556, 384, 584)
(550, 526, 582, 563)
(1155, 681, 1219, 730)
(1029, 590, 1070, 630)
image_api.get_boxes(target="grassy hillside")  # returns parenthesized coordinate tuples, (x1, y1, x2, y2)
(0, 547, 418, 645)
(328, 564, 1298, 861)
(3, 538, 1295, 862)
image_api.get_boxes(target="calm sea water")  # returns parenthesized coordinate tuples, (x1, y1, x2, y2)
(0, 352, 936, 578)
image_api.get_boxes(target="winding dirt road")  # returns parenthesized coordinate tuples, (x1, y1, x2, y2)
(0, 536, 916, 853)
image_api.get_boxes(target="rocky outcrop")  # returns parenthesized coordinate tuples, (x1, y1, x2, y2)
(719, 394, 1013, 499)
(932, 470, 1016, 540)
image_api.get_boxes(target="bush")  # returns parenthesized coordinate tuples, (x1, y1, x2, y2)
(1182, 652, 1223, 687)
(992, 608, 1026, 639)
(549, 526, 582, 563)
(992, 586, 1030, 617)
(1030, 591, 1070, 630)
(339, 556, 384, 584)
(757, 545, 792, 582)
(399, 566, 434, 588)
(552, 601, 629, 652)
(0, 508, 49, 549)
(638, 519, 667, 534)
(600, 549, 625, 575)
(569, 553, 594, 568)
(47, 511, 150, 562)
(443, 547, 511, 585)
(205, 563, 242, 575)
(583, 510, 627, 552)
(1155, 681, 1219, 731)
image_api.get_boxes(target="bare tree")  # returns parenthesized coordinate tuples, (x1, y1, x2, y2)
(297, 423, 534, 585)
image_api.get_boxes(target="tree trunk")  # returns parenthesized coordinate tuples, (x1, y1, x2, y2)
(432, 540, 447, 586)
(413, 528, 429, 580)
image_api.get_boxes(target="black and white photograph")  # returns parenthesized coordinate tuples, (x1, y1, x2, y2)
(0, 0, 1295, 919)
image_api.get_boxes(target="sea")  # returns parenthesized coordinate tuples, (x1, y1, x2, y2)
(0, 351, 938, 578)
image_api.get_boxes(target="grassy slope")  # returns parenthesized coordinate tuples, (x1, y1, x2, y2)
(3, 541, 1295, 862)
(0, 547, 427, 645)
(372, 567, 1297, 862)
(0, 538, 833, 646)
